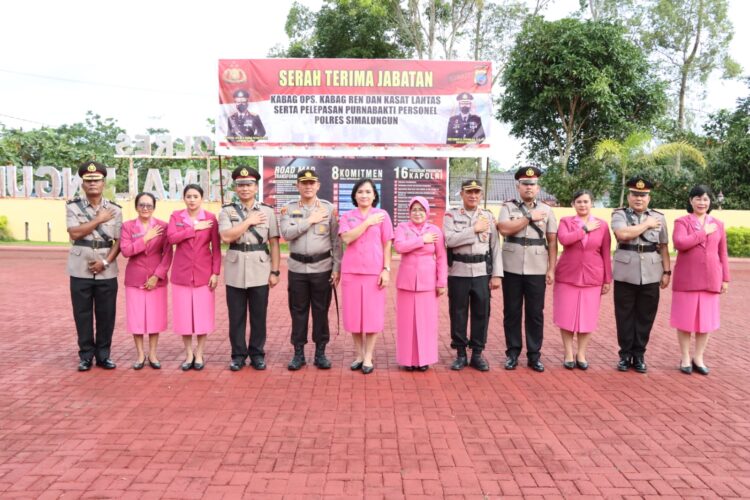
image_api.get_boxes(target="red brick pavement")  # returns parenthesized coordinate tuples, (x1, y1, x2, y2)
(1, 246, 749, 499)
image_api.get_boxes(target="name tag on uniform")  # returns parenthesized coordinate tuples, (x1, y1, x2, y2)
(176, 222, 184, 227)
(291, 214, 303, 219)
(133, 233, 144, 238)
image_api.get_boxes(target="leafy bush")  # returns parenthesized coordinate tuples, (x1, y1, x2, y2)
(0, 215, 12, 241)
(726, 227, 750, 257)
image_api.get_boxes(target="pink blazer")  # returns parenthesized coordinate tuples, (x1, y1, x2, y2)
(120, 218, 173, 288)
(672, 214, 730, 293)
(167, 209, 221, 287)
(394, 222, 448, 291)
(555, 216, 612, 286)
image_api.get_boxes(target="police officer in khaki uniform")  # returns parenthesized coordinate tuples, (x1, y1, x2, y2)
(443, 180, 503, 371)
(66, 161, 122, 371)
(446, 92, 486, 145)
(280, 169, 343, 370)
(219, 166, 280, 371)
(611, 176, 671, 373)
(497, 167, 558, 373)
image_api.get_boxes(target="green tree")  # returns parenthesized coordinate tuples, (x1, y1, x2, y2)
(593, 131, 706, 207)
(700, 83, 750, 209)
(469, 0, 528, 83)
(498, 17, 666, 202)
(643, 0, 741, 132)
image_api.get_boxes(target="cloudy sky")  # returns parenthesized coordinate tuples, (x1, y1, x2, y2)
(1, 0, 747, 167)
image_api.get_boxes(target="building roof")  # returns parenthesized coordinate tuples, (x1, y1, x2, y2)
(450, 172, 558, 205)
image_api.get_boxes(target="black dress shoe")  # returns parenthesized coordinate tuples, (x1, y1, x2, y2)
(504, 357, 518, 370)
(576, 360, 589, 370)
(402, 365, 414, 371)
(417, 366, 429, 372)
(451, 348, 468, 371)
(250, 356, 266, 370)
(692, 360, 709, 376)
(617, 358, 630, 371)
(528, 360, 545, 372)
(148, 359, 161, 370)
(563, 360, 575, 370)
(78, 359, 93, 372)
(133, 358, 145, 370)
(288, 346, 306, 371)
(361, 364, 374, 374)
(229, 360, 243, 371)
(351, 360, 364, 371)
(181, 358, 194, 371)
(313, 344, 332, 369)
(680, 364, 693, 374)
(96, 359, 117, 369)
(469, 352, 490, 372)
(632, 357, 647, 373)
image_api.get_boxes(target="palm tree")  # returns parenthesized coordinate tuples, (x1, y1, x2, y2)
(594, 131, 706, 206)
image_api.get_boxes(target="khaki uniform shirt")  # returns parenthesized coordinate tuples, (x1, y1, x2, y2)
(443, 206, 503, 278)
(218, 202, 279, 288)
(279, 198, 342, 274)
(66, 197, 122, 279)
(611, 208, 668, 285)
(498, 200, 558, 276)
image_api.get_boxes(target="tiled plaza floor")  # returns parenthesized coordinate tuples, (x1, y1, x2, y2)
(1, 247, 748, 499)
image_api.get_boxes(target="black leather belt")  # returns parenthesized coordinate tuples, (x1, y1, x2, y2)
(618, 243, 658, 253)
(452, 253, 487, 264)
(290, 251, 331, 264)
(230, 242, 269, 253)
(74, 240, 113, 249)
(505, 236, 546, 246)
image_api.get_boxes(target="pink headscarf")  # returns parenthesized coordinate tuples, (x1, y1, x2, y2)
(406, 196, 431, 234)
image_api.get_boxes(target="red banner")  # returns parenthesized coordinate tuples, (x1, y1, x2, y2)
(217, 59, 492, 157)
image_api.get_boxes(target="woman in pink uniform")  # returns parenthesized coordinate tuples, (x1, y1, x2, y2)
(339, 178, 394, 374)
(671, 185, 730, 376)
(393, 196, 447, 371)
(120, 193, 173, 370)
(167, 184, 221, 371)
(553, 190, 612, 370)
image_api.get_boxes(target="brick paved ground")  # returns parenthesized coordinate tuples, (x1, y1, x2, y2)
(1, 246, 749, 499)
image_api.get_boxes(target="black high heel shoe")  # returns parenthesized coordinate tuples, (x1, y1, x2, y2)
(563, 360, 575, 370)
(692, 360, 709, 376)
(361, 364, 374, 374)
(181, 356, 194, 371)
(193, 355, 205, 371)
(133, 355, 146, 370)
(351, 360, 364, 371)
(148, 357, 161, 370)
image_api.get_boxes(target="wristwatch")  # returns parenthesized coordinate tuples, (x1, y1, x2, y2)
(102, 259, 110, 268)
(662, 270, 672, 276)
(383, 266, 391, 272)
(270, 270, 280, 277)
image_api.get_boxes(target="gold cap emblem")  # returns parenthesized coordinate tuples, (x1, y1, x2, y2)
(526, 168, 534, 177)
(87, 163, 97, 172)
(305, 172, 312, 178)
(471, 181, 477, 186)
(240, 168, 249, 176)
(636, 180, 645, 189)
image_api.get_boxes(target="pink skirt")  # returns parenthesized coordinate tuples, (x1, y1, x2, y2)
(670, 290, 721, 333)
(125, 286, 168, 334)
(553, 282, 603, 333)
(341, 273, 385, 333)
(172, 284, 215, 335)
(396, 289, 438, 366)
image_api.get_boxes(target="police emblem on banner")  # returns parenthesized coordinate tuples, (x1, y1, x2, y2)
(223, 67, 247, 84)
(474, 67, 489, 86)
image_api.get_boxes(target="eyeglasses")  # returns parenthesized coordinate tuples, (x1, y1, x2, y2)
(137, 204, 155, 210)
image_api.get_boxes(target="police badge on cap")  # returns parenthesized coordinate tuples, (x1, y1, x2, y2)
(461, 179, 483, 191)
(233, 89, 250, 100)
(232, 166, 260, 185)
(626, 175, 653, 194)
(78, 161, 107, 180)
(514, 166, 542, 183)
(296, 169, 319, 182)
